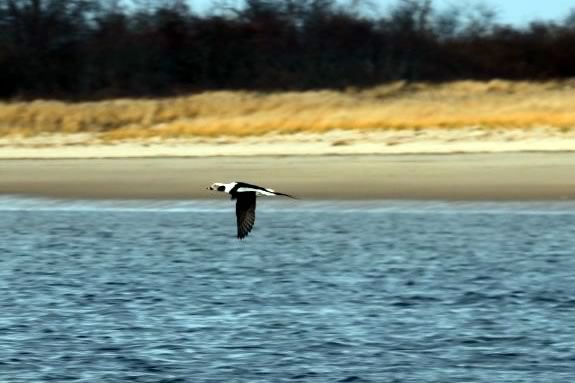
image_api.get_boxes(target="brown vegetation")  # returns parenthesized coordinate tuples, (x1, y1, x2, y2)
(1, 80, 575, 140)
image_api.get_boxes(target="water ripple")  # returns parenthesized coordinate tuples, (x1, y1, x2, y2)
(1, 199, 575, 382)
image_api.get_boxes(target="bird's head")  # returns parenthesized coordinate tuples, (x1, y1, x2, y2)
(207, 182, 227, 192)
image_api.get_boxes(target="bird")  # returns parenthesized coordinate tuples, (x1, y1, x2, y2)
(207, 181, 296, 239)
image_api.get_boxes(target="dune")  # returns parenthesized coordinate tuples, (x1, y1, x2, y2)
(2, 80, 575, 200)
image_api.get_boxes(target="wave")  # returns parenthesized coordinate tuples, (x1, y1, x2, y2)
(1, 195, 575, 215)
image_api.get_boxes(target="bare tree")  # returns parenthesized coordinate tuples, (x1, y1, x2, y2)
(1, 0, 575, 99)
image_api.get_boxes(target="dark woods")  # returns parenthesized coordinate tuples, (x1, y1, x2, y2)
(1, 0, 575, 100)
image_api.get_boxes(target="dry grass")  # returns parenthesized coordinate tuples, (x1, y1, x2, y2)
(1, 79, 575, 140)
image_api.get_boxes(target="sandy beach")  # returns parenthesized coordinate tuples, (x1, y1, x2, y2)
(1, 127, 574, 201)
(2, 128, 575, 158)
(2, 79, 575, 201)
(2, 152, 575, 201)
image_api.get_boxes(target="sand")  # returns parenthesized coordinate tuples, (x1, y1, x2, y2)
(1, 128, 575, 200)
(2, 153, 575, 201)
(2, 128, 575, 159)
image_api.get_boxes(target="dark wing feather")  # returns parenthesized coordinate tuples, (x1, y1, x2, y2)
(235, 192, 256, 239)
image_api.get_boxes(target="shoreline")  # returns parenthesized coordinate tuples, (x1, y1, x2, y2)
(2, 153, 575, 201)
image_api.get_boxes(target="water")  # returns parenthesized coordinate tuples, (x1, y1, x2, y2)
(1, 197, 575, 382)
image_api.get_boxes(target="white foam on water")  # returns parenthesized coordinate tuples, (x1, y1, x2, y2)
(1, 195, 575, 215)
(0, 195, 230, 213)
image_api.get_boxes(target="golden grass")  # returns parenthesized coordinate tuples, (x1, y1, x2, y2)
(1, 79, 575, 140)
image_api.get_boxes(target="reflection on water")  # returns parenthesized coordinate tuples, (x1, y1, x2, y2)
(1, 197, 575, 382)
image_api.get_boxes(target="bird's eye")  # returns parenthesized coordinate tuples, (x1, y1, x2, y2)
(217, 186, 225, 191)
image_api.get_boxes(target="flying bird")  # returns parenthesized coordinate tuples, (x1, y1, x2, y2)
(208, 181, 296, 239)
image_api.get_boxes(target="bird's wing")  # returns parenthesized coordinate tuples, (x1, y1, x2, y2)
(235, 192, 256, 239)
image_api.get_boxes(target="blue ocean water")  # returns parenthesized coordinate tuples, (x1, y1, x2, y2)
(1, 197, 575, 382)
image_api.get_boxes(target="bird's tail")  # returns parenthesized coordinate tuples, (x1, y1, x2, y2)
(273, 192, 298, 199)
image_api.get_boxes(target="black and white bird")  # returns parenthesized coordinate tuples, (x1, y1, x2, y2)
(208, 181, 296, 239)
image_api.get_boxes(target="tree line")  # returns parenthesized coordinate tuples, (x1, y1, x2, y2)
(1, 0, 575, 100)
